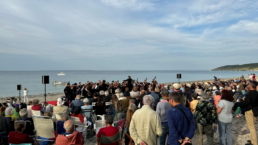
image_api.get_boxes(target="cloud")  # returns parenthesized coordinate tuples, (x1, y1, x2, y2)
(158, 0, 258, 28)
(228, 20, 258, 34)
(100, 0, 154, 11)
(0, 0, 257, 70)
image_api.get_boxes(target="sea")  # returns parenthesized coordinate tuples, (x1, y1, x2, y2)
(0, 70, 254, 98)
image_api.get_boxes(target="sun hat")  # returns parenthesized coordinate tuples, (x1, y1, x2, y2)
(173, 83, 180, 90)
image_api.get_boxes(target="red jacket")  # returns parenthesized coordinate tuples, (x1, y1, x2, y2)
(55, 131, 83, 145)
(31, 104, 42, 111)
(8, 131, 34, 144)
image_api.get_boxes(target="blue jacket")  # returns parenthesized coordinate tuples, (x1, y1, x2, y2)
(167, 104, 196, 145)
(70, 99, 84, 113)
(150, 92, 159, 108)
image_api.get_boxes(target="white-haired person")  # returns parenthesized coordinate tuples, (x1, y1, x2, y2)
(5, 107, 16, 121)
(17, 108, 35, 135)
(129, 95, 162, 145)
(53, 97, 70, 121)
(104, 91, 111, 102)
(81, 98, 93, 119)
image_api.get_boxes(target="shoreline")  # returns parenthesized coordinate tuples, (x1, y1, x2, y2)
(164, 76, 247, 85)
(0, 92, 64, 103)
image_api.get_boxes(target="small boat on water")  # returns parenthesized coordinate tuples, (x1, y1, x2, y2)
(53, 81, 67, 85)
(57, 72, 65, 76)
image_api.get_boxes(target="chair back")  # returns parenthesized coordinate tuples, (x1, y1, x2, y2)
(33, 116, 55, 138)
(81, 108, 92, 118)
(56, 121, 65, 134)
(71, 116, 87, 127)
(55, 113, 62, 121)
(99, 130, 121, 144)
(23, 120, 34, 136)
(31, 110, 41, 116)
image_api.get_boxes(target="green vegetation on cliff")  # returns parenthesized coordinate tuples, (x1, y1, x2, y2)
(212, 63, 258, 71)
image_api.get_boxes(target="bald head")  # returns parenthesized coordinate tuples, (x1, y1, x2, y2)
(64, 120, 74, 133)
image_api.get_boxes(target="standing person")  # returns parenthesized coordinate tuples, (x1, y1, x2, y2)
(167, 92, 196, 145)
(129, 95, 162, 145)
(64, 84, 73, 103)
(194, 93, 217, 145)
(126, 76, 133, 91)
(214, 91, 221, 108)
(156, 88, 171, 145)
(190, 93, 198, 113)
(241, 81, 258, 145)
(23, 88, 28, 103)
(217, 90, 234, 145)
(149, 88, 159, 111)
(124, 103, 137, 145)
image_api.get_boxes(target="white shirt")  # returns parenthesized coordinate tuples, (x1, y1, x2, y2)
(24, 90, 28, 96)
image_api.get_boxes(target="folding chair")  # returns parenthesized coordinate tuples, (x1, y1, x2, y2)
(54, 113, 62, 121)
(32, 116, 55, 143)
(81, 108, 93, 118)
(98, 129, 122, 145)
(71, 116, 88, 143)
(31, 110, 41, 117)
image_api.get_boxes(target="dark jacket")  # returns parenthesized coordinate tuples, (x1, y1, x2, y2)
(241, 90, 258, 112)
(167, 104, 196, 145)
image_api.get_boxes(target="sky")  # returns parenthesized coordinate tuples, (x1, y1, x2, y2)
(0, 0, 257, 70)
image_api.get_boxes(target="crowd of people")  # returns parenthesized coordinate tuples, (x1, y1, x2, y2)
(0, 75, 258, 145)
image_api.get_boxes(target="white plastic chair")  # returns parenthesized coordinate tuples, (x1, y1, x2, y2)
(31, 110, 41, 117)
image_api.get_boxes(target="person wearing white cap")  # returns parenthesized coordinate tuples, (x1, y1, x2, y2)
(52, 97, 70, 121)
(212, 86, 218, 95)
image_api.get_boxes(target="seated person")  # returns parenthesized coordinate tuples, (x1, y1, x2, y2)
(31, 99, 42, 111)
(97, 115, 119, 145)
(81, 98, 93, 118)
(55, 120, 83, 145)
(16, 108, 34, 135)
(70, 95, 84, 114)
(52, 97, 70, 121)
(5, 107, 15, 120)
(56, 114, 68, 135)
(8, 120, 34, 145)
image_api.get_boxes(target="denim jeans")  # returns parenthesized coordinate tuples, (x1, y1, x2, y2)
(218, 121, 232, 145)
(160, 122, 169, 145)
